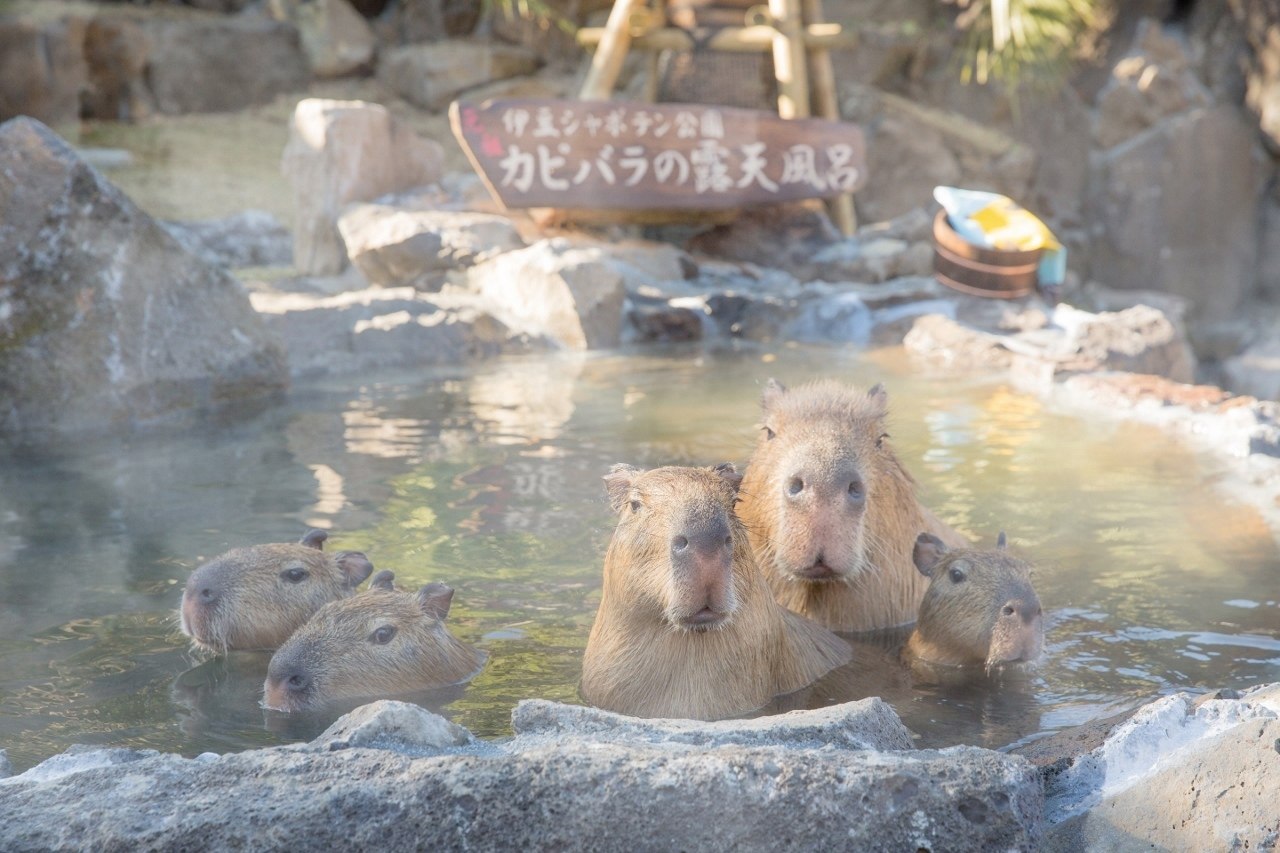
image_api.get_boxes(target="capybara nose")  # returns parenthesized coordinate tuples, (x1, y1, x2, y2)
(1001, 599, 1041, 624)
(268, 666, 311, 695)
(785, 465, 864, 506)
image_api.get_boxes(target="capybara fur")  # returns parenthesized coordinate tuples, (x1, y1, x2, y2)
(737, 379, 967, 631)
(262, 570, 487, 712)
(580, 463, 851, 720)
(904, 532, 1044, 672)
(180, 529, 374, 653)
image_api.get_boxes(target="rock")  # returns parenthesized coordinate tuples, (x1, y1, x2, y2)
(1222, 334, 1280, 402)
(1232, 0, 1280, 153)
(0, 749, 10, 779)
(0, 730, 1043, 851)
(903, 303, 1196, 386)
(466, 239, 626, 349)
(0, 18, 88, 128)
(685, 202, 839, 272)
(625, 295, 705, 343)
(807, 236, 911, 284)
(312, 700, 472, 754)
(267, 0, 376, 78)
(377, 40, 540, 111)
(161, 210, 293, 270)
(249, 283, 531, 377)
(0, 117, 288, 438)
(511, 697, 914, 751)
(488, 0, 599, 65)
(336, 204, 524, 288)
(373, 0, 479, 45)
(1044, 690, 1280, 852)
(1093, 19, 1212, 149)
(281, 99, 445, 275)
(82, 16, 152, 122)
(1085, 104, 1266, 326)
(855, 113, 960, 225)
(144, 17, 309, 114)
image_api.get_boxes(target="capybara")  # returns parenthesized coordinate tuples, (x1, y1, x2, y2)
(580, 463, 852, 720)
(262, 569, 487, 712)
(903, 532, 1044, 672)
(737, 379, 967, 631)
(180, 529, 374, 653)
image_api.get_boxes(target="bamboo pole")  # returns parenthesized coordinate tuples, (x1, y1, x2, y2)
(769, 0, 810, 119)
(580, 0, 646, 101)
(576, 23, 855, 52)
(802, 0, 855, 235)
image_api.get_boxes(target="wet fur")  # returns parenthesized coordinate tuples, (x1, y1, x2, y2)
(263, 583, 486, 712)
(179, 533, 372, 653)
(738, 380, 967, 631)
(580, 465, 851, 720)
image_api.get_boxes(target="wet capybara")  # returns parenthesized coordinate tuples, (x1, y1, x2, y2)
(180, 529, 374, 653)
(903, 532, 1044, 672)
(262, 569, 487, 712)
(736, 379, 968, 631)
(580, 463, 852, 720)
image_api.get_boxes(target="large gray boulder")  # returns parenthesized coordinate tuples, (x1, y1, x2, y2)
(1085, 103, 1266, 326)
(0, 117, 288, 438)
(466, 239, 626, 350)
(281, 99, 445, 275)
(267, 0, 376, 78)
(0, 699, 1044, 852)
(144, 17, 309, 114)
(337, 204, 524, 288)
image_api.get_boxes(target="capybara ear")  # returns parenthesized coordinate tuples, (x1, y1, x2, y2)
(336, 551, 374, 588)
(370, 570, 396, 591)
(912, 533, 949, 578)
(761, 378, 788, 411)
(417, 582, 454, 620)
(996, 531, 1007, 550)
(713, 462, 743, 492)
(866, 382, 889, 413)
(299, 529, 328, 550)
(604, 463, 641, 514)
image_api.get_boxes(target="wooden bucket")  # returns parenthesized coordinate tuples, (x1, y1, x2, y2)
(932, 209, 1041, 299)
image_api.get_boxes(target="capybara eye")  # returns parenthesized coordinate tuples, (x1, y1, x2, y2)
(847, 480, 863, 497)
(370, 625, 397, 645)
(629, 499, 641, 513)
(1002, 605, 1015, 616)
(876, 432, 889, 448)
(280, 567, 310, 584)
(763, 426, 776, 441)
(724, 536, 732, 548)
(948, 567, 966, 583)
(787, 477, 804, 496)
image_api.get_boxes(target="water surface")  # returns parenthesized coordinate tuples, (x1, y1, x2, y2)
(1, 345, 1276, 770)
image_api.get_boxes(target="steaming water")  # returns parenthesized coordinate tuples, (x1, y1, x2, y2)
(1, 345, 1276, 771)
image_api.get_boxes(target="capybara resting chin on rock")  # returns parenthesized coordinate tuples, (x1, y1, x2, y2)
(737, 379, 967, 632)
(580, 463, 852, 721)
(180, 529, 374, 653)
(262, 570, 487, 713)
(903, 532, 1044, 673)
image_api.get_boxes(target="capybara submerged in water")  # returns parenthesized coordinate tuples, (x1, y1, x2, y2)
(737, 379, 967, 632)
(262, 570, 487, 712)
(904, 532, 1044, 673)
(580, 463, 852, 720)
(180, 529, 374, 653)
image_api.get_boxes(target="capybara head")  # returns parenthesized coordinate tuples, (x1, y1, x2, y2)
(262, 570, 487, 713)
(907, 532, 1044, 672)
(602, 462, 745, 632)
(179, 529, 374, 653)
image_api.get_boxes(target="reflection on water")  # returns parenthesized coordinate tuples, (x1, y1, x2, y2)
(1, 346, 1277, 770)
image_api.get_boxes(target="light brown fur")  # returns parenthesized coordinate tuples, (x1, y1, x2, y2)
(580, 464, 851, 720)
(180, 529, 374, 653)
(903, 532, 1044, 673)
(263, 570, 486, 712)
(737, 379, 967, 632)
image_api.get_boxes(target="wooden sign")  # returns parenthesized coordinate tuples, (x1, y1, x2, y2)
(449, 98, 867, 211)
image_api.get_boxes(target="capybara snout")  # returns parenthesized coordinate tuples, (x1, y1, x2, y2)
(179, 529, 374, 653)
(906, 531, 1045, 672)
